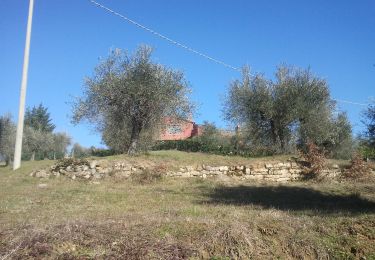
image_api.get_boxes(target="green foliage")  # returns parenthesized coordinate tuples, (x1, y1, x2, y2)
(357, 101, 375, 160)
(358, 144, 375, 160)
(24, 103, 55, 133)
(362, 101, 375, 148)
(0, 114, 16, 165)
(89, 147, 116, 157)
(72, 45, 193, 155)
(51, 132, 72, 159)
(22, 126, 54, 160)
(71, 143, 91, 158)
(223, 65, 353, 158)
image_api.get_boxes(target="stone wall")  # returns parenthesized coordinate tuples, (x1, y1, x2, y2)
(30, 159, 343, 182)
(166, 162, 341, 182)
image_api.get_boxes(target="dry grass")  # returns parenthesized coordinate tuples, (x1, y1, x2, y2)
(0, 154, 374, 259)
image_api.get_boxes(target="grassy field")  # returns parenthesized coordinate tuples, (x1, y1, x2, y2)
(97, 150, 351, 169)
(0, 153, 374, 259)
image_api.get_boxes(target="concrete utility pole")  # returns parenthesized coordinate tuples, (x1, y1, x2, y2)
(13, 0, 35, 170)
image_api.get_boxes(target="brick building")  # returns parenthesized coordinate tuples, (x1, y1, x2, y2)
(159, 117, 202, 141)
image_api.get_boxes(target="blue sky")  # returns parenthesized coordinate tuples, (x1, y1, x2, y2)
(0, 0, 374, 148)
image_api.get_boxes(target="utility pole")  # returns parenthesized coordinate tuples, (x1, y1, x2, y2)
(13, 0, 34, 170)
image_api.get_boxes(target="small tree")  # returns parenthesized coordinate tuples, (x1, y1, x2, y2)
(71, 143, 90, 158)
(51, 132, 71, 159)
(72, 46, 193, 155)
(0, 114, 16, 166)
(23, 126, 53, 161)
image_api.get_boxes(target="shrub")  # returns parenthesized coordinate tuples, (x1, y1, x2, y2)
(344, 152, 371, 179)
(300, 141, 326, 175)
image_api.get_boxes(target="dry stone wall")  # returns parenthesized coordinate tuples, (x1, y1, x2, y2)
(167, 162, 341, 182)
(30, 159, 342, 182)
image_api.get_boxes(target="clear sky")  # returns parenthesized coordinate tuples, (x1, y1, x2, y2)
(1, 0, 374, 148)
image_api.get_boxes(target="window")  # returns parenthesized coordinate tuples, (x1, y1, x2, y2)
(167, 125, 183, 134)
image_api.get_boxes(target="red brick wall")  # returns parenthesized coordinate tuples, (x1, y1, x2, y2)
(159, 118, 201, 140)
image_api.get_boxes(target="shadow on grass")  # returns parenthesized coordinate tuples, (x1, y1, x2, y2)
(200, 185, 375, 215)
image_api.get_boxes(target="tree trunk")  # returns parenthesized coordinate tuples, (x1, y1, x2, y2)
(30, 151, 35, 161)
(278, 129, 285, 152)
(270, 120, 278, 146)
(127, 122, 142, 155)
(53, 152, 56, 160)
(5, 155, 11, 166)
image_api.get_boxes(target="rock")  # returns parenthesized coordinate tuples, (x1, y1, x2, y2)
(35, 170, 49, 178)
(38, 183, 48, 188)
(90, 160, 97, 169)
(202, 173, 207, 179)
(204, 165, 213, 171)
(84, 174, 91, 179)
(190, 171, 201, 176)
(331, 164, 339, 169)
(93, 173, 102, 179)
(114, 171, 131, 179)
(235, 165, 244, 171)
(245, 168, 251, 174)
(92, 181, 100, 185)
(219, 166, 229, 171)
(83, 165, 89, 171)
(72, 175, 76, 180)
(98, 167, 112, 175)
(66, 166, 73, 172)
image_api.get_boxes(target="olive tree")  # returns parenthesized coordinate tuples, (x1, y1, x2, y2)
(224, 65, 352, 156)
(51, 132, 71, 159)
(72, 46, 193, 154)
(359, 101, 375, 159)
(363, 101, 375, 148)
(0, 114, 16, 165)
(23, 126, 54, 161)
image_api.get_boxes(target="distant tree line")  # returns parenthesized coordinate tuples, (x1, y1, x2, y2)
(0, 104, 71, 165)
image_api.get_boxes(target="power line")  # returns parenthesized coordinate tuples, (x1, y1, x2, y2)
(89, 0, 240, 72)
(333, 99, 369, 106)
(88, 0, 370, 108)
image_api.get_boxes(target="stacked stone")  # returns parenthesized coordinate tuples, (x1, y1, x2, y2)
(31, 159, 346, 182)
(30, 160, 144, 180)
(167, 162, 304, 182)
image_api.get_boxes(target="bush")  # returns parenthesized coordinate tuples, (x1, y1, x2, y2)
(152, 138, 277, 157)
(299, 141, 326, 175)
(358, 145, 375, 160)
(344, 153, 371, 179)
(90, 147, 117, 157)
